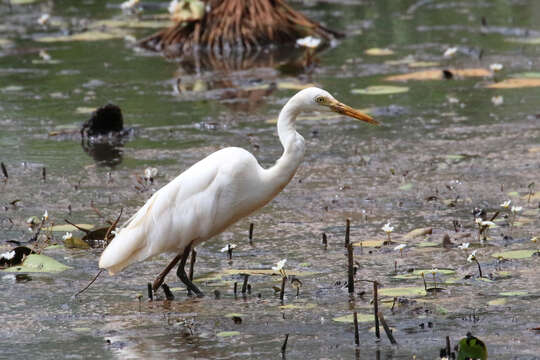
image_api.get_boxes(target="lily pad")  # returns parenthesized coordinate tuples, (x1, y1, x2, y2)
(352, 239, 388, 248)
(93, 19, 172, 29)
(222, 269, 313, 277)
(499, 291, 528, 296)
(224, 313, 244, 318)
(3, 254, 71, 273)
(509, 72, 540, 78)
(417, 242, 438, 247)
(280, 303, 317, 310)
(217, 331, 241, 337)
(385, 68, 491, 81)
(506, 37, 540, 44)
(63, 236, 90, 249)
(404, 227, 432, 239)
(46, 224, 94, 232)
(491, 250, 537, 259)
(352, 85, 409, 95)
(399, 182, 413, 191)
(365, 48, 394, 56)
(488, 298, 507, 306)
(378, 287, 427, 297)
(412, 269, 455, 276)
(486, 78, 540, 89)
(36, 30, 126, 43)
(332, 313, 373, 323)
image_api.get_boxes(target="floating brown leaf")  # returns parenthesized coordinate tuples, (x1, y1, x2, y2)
(385, 68, 491, 82)
(486, 78, 540, 89)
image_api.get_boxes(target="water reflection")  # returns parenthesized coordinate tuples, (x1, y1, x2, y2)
(172, 45, 323, 112)
(81, 137, 124, 167)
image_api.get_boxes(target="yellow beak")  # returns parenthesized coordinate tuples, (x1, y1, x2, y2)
(329, 100, 379, 125)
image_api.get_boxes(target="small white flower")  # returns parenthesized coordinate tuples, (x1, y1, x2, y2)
(39, 50, 51, 61)
(296, 36, 321, 49)
(62, 232, 73, 241)
(382, 223, 394, 233)
(37, 13, 50, 25)
(491, 95, 503, 106)
(393, 244, 406, 251)
(121, 0, 139, 10)
(1, 250, 15, 260)
(511, 206, 522, 214)
(467, 250, 478, 263)
(444, 47, 458, 57)
(500, 200, 511, 208)
(168, 0, 179, 14)
(489, 63, 503, 72)
(42, 210, 48, 221)
(272, 259, 287, 272)
(220, 243, 236, 253)
(480, 221, 496, 228)
(458, 242, 470, 250)
(144, 167, 158, 179)
(431, 267, 438, 274)
(475, 217, 483, 225)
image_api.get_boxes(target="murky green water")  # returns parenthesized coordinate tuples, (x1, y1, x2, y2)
(1, 0, 539, 359)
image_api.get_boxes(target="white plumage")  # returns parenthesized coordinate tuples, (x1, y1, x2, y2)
(99, 87, 378, 293)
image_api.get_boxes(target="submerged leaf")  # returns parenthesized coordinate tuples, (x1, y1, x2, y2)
(3, 254, 71, 273)
(487, 298, 507, 306)
(352, 85, 409, 95)
(499, 291, 528, 296)
(332, 313, 373, 323)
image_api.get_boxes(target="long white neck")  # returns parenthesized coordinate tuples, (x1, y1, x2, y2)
(262, 96, 306, 192)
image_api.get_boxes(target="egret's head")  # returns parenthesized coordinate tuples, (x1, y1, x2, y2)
(298, 87, 379, 125)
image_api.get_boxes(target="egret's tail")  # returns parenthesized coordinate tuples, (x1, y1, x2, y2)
(99, 227, 147, 275)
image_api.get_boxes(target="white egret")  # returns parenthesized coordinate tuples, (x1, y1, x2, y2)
(99, 87, 378, 297)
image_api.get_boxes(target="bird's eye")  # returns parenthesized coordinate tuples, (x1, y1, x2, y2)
(315, 96, 324, 103)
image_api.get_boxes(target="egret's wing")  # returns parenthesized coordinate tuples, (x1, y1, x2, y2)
(99, 158, 221, 275)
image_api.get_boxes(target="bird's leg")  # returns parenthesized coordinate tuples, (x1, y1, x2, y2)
(177, 243, 204, 297)
(152, 253, 183, 292)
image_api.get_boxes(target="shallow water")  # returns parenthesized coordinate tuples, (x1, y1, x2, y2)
(1, 0, 539, 359)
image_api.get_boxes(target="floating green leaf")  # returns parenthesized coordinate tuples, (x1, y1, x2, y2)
(399, 182, 413, 191)
(365, 48, 394, 56)
(332, 313, 373, 323)
(352, 85, 409, 95)
(506, 37, 540, 44)
(491, 249, 537, 259)
(378, 287, 427, 297)
(499, 291, 528, 296)
(3, 254, 71, 273)
(280, 303, 317, 310)
(36, 30, 126, 43)
(510, 72, 540, 78)
(63, 236, 90, 249)
(217, 331, 241, 337)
